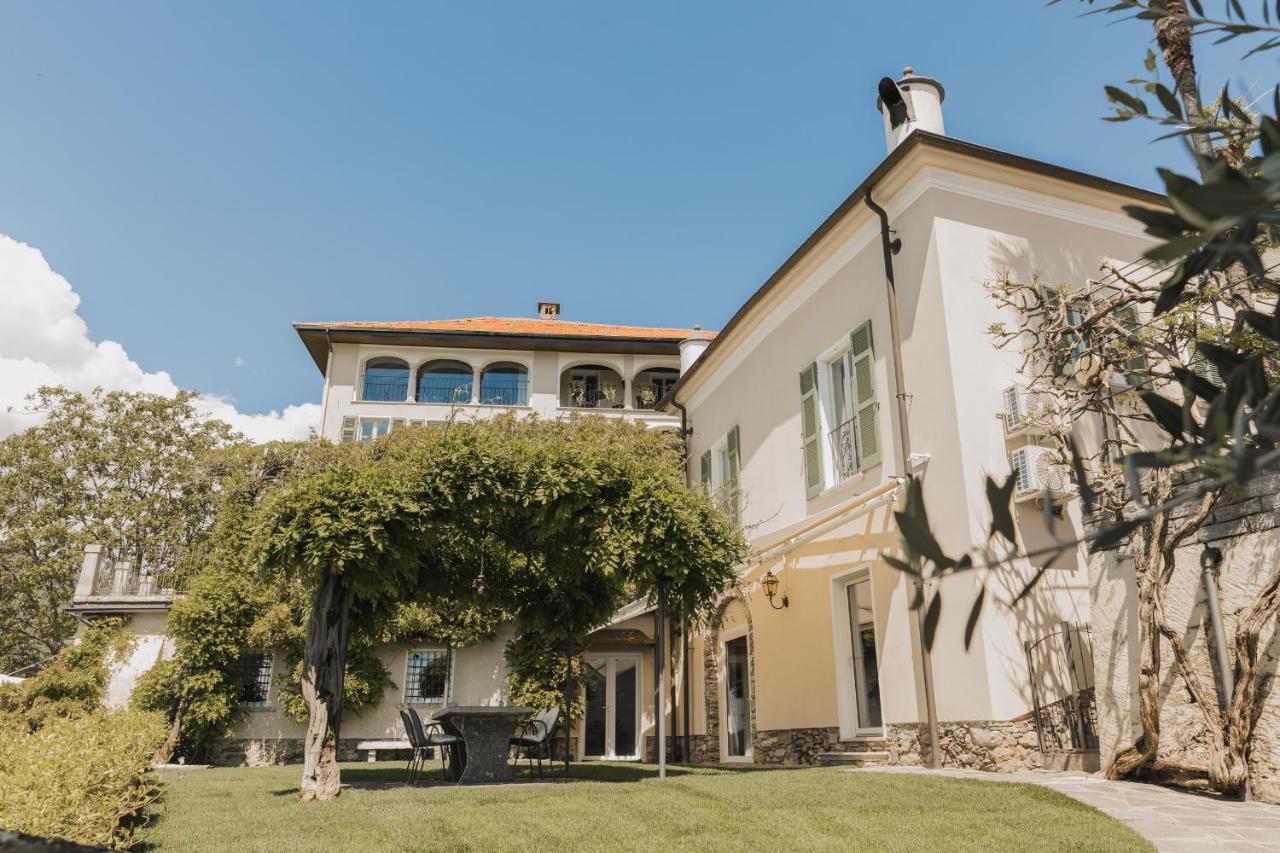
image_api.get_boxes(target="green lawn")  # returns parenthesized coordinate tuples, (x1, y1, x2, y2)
(147, 761, 1152, 852)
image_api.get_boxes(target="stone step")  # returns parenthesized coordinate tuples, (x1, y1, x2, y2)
(817, 750, 891, 766)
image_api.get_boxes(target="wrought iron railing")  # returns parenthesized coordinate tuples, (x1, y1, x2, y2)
(1025, 623, 1098, 753)
(417, 377, 474, 405)
(828, 416, 860, 482)
(90, 552, 182, 598)
(361, 377, 410, 402)
(478, 378, 530, 407)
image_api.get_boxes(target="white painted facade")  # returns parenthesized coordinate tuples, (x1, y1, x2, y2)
(662, 85, 1168, 761)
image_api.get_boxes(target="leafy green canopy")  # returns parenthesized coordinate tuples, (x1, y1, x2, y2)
(253, 415, 744, 673)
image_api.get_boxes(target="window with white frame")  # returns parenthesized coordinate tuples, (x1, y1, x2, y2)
(403, 649, 450, 705)
(824, 350, 858, 483)
(699, 425, 741, 526)
(799, 320, 881, 498)
(358, 417, 392, 442)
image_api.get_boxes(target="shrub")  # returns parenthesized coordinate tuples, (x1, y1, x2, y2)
(0, 618, 130, 731)
(0, 708, 167, 849)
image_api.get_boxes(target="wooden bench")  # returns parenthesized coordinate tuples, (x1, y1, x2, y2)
(355, 739, 412, 763)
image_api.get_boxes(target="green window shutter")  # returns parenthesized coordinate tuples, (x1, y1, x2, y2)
(850, 321, 881, 469)
(340, 416, 357, 443)
(726, 425, 741, 525)
(1115, 306, 1148, 384)
(1190, 344, 1223, 388)
(799, 363, 824, 498)
(700, 450, 712, 494)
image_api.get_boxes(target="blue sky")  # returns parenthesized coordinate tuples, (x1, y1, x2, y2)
(0, 1, 1270, 419)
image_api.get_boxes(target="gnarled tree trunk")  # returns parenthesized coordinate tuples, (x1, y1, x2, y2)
(300, 569, 352, 802)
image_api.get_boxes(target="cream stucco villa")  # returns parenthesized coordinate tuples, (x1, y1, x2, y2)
(77, 67, 1184, 772)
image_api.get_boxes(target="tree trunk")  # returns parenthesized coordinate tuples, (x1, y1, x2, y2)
(299, 570, 352, 802)
(1107, 535, 1163, 779)
(153, 696, 187, 766)
(1217, 565, 1280, 795)
(1153, 0, 1214, 166)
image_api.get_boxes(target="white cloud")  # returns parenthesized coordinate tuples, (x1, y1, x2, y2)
(234, 355, 246, 368)
(0, 234, 320, 442)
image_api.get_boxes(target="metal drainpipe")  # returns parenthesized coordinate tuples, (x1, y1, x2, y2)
(864, 187, 942, 770)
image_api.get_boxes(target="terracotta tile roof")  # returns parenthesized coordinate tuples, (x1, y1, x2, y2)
(308, 317, 716, 341)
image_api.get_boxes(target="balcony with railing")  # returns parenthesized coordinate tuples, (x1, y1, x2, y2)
(828, 416, 861, 483)
(67, 545, 183, 613)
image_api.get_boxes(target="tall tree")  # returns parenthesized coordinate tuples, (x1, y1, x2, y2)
(0, 388, 239, 675)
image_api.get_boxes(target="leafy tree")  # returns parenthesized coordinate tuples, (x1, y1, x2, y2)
(134, 441, 507, 762)
(252, 417, 745, 801)
(0, 387, 239, 674)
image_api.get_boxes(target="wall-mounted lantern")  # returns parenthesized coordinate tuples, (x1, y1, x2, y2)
(761, 569, 789, 610)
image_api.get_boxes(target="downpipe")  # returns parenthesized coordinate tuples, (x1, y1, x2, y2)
(864, 186, 943, 770)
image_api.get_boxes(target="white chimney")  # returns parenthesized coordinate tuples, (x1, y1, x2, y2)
(537, 301, 560, 320)
(876, 67, 945, 153)
(679, 326, 711, 375)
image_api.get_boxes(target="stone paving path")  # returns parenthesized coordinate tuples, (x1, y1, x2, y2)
(848, 766, 1280, 852)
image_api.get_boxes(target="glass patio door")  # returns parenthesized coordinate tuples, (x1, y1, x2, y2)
(846, 577, 883, 732)
(723, 636, 751, 758)
(582, 654, 639, 759)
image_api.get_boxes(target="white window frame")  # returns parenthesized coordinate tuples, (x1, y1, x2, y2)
(828, 566, 886, 740)
(402, 647, 452, 706)
(813, 335, 865, 494)
(718, 623, 753, 763)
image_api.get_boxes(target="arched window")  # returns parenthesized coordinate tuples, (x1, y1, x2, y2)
(479, 362, 529, 406)
(417, 359, 473, 404)
(361, 357, 410, 402)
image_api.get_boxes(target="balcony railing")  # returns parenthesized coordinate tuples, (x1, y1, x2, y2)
(70, 546, 183, 611)
(92, 554, 182, 598)
(478, 378, 529, 407)
(829, 416, 860, 482)
(362, 377, 410, 402)
(565, 389, 625, 409)
(417, 377, 474, 405)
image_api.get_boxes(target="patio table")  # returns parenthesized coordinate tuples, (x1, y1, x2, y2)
(431, 705, 533, 784)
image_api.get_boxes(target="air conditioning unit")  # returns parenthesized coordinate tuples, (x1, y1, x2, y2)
(1011, 445, 1074, 501)
(1001, 384, 1047, 435)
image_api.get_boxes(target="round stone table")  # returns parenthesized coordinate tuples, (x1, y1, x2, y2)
(431, 705, 533, 784)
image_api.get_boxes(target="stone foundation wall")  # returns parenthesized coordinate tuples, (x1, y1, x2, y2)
(680, 720, 1042, 770)
(888, 720, 1041, 772)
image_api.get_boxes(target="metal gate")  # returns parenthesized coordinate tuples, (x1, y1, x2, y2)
(1025, 622, 1098, 753)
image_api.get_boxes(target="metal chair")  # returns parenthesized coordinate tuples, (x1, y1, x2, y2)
(509, 706, 560, 777)
(398, 709, 429, 784)
(405, 706, 462, 783)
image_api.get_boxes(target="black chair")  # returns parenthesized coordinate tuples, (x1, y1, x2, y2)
(509, 707, 560, 777)
(404, 706, 460, 778)
(398, 709, 428, 784)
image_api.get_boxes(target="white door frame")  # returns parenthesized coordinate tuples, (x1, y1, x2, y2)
(718, 624, 753, 763)
(829, 566, 886, 739)
(579, 652, 642, 761)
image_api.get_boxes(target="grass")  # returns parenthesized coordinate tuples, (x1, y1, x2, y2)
(146, 761, 1153, 852)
